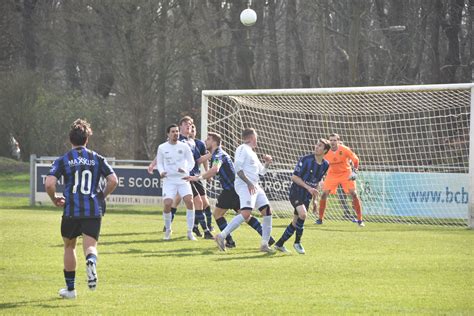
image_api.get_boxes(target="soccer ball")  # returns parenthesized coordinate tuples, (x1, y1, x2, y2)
(240, 8, 257, 26)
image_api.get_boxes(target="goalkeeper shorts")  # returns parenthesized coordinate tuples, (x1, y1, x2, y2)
(322, 173, 356, 194)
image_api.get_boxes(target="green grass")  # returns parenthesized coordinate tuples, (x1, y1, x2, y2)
(0, 206, 473, 315)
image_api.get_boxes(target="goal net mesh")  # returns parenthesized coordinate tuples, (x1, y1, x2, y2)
(203, 85, 472, 226)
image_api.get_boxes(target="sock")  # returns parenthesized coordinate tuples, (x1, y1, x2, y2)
(352, 196, 362, 221)
(204, 206, 213, 228)
(318, 199, 327, 220)
(163, 212, 172, 231)
(294, 218, 305, 244)
(186, 209, 195, 231)
(275, 223, 296, 247)
(195, 210, 208, 231)
(86, 253, 97, 264)
(64, 270, 76, 291)
(216, 217, 233, 242)
(246, 216, 263, 235)
(171, 207, 177, 222)
(261, 215, 272, 244)
(221, 214, 245, 238)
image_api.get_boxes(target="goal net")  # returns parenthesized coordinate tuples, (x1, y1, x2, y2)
(202, 84, 474, 227)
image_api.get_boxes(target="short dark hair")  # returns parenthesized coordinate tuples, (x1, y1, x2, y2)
(69, 119, 92, 146)
(208, 132, 222, 146)
(329, 133, 340, 140)
(166, 124, 178, 134)
(319, 138, 331, 153)
(242, 128, 256, 140)
(179, 116, 193, 126)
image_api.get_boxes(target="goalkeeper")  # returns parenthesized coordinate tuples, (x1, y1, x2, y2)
(317, 133, 365, 227)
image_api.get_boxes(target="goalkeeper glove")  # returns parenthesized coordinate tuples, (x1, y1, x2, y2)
(348, 169, 358, 181)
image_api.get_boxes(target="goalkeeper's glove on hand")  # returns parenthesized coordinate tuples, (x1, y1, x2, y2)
(349, 169, 358, 181)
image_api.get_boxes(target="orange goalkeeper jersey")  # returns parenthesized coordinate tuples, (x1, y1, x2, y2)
(324, 145, 359, 176)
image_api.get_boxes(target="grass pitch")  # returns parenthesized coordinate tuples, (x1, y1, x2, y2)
(0, 202, 473, 315)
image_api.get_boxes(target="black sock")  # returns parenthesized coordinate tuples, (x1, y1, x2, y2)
(64, 270, 75, 291)
(246, 216, 263, 235)
(294, 218, 305, 244)
(276, 222, 296, 247)
(216, 217, 233, 242)
(171, 207, 177, 222)
(195, 210, 208, 231)
(204, 206, 212, 227)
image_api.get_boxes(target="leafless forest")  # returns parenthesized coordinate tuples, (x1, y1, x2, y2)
(0, 0, 472, 160)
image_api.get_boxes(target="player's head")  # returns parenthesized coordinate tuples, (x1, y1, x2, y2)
(328, 133, 340, 149)
(189, 124, 197, 139)
(242, 128, 257, 148)
(179, 116, 193, 136)
(166, 124, 179, 143)
(69, 119, 92, 146)
(315, 138, 330, 156)
(206, 132, 222, 150)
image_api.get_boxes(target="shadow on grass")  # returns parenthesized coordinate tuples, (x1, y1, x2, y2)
(0, 298, 77, 310)
(101, 231, 157, 237)
(212, 251, 279, 261)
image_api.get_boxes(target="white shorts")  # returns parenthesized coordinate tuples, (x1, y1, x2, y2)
(235, 183, 269, 210)
(162, 181, 192, 201)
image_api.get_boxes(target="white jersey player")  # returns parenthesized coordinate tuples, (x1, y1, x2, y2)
(215, 128, 274, 252)
(148, 124, 197, 241)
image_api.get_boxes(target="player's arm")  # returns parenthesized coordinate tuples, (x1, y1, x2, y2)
(184, 157, 220, 181)
(258, 154, 272, 175)
(45, 175, 65, 207)
(291, 175, 318, 196)
(147, 157, 157, 174)
(234, 146, 256, 194)
(156, 147, 167, 178)
(346, 147, 360, 180)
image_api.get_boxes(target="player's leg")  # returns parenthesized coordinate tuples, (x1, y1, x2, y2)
(162, 181, 176, 232)
(193, 182, 212, 238)
(274, 211, 298, 253)
(337, 185, 353, 220)
(319, 176, 339, 224)
(244, 215, 276, 246)
(180, 183, 196, 240)
(256, 187, 273, 252)
(59, 217, 79, 299)
(293, 204, 307, 254)
(82, 219, 101, 290)
(202, 195, 214, 231)
(346, 185, 364, 226)
(164, 194, 181, 232)
(214, 190, 237, 247)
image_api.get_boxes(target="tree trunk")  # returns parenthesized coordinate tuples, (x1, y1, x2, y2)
(267, 0, 281, 88)
(21, 0, 37, 70)
(441, 0, 464, 83)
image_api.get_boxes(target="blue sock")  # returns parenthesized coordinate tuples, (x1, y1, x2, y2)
(247, 216, 263, 235)
(195, 210, 208, 231)
(216, 217, 233, 242)
(86, 253, 97, 264)
(64, 270, 75, 291)
(275, 223, 296, 247)
(171, 207, 177, 222)
(204, 206, 212, 228)
(294, 218, 305, 244)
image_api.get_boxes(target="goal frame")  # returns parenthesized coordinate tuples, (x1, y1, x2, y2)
(202, 83, 474, 228)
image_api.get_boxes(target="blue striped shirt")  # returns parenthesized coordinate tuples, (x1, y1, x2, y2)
(211, 147, 235, 190)
(48, 147, 114, 218)
(289, 154, 329, 203)
(179, 135, 206, 176)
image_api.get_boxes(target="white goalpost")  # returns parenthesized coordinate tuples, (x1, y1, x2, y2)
(201, 83, 474, 227)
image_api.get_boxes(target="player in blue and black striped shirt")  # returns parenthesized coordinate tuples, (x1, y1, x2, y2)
(45, 119, 118, 299)
(184, 132, 275, 248)
(274, 138, 330, 254)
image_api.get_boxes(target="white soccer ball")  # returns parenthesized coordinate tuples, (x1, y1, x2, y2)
(240, 8, 257, 26)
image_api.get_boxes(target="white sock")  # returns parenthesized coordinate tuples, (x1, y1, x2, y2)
(221, 214, 245, 238)
(262, 215, 272, 244)
(163, 212, 172, 231)
(186, 209, 195, 231)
